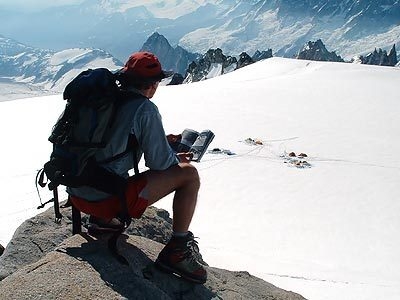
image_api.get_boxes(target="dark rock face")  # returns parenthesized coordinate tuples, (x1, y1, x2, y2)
(0, 244, 4, 256)
(141, 32, 198, 75)
(388, 45, 398, 66)
(184, 48, 273, 83)
(252, 49, 273, 61)
(296, 39, 344, 62)
(359, 44, 398, 66)
(237, 52, 254, 69)
(184, 48, 237, 82)
(167, 73, 184, 85)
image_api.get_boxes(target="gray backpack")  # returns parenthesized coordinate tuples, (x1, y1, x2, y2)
(37, 68, 139, 264)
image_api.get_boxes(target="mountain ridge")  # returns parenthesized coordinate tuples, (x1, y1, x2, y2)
(1, 32, 398, 97)
(0, 0, 398, 61)
(0, 35, 123, 95)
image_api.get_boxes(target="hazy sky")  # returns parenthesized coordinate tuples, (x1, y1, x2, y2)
(0, 0, 84, 11)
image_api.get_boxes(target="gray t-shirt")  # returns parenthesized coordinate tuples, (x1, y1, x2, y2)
(67, 91, 178, 201)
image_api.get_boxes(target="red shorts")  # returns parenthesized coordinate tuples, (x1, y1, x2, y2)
(70, 175, 148, 220)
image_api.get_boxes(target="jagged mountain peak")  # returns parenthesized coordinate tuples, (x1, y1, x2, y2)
(140, 32, 198, 75)
(296, 39, 344, 62)
(358, 44, 398, 66)
(183, 47, 271, 83)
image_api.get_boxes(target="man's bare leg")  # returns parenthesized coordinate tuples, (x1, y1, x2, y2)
(143, 163, 207, 283)
(142, 163, 200, 232)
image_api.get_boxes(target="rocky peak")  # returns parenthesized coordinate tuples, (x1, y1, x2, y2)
(237, 52, 254, 69)
(296, 39, 344, 62)
(141, 32, 170, 53)
(141, 32, 198, 75)
(183, 48, 233, 82)
(204, 48, 226, 63)
(184, 48, 273, 83)
(388, 44, 398, 66)
(359, 44, 398, 66)
(252, 49, 273, 61)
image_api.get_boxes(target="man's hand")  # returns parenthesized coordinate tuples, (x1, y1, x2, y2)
(177, 152, 194, 163)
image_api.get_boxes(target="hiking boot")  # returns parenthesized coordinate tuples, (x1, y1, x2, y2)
(87, 216, 124, 235)
(155, 232, 207, 284)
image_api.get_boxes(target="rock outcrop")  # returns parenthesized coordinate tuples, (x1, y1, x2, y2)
(296, 39, 344, 62)
(141, 32, 199, 75)
(359, 44, 398, 66)
(0, 233, 306, 299)
(252, 49, 273, 61)
(0, 204, 172, 280)
(0, 205, 307, 299)
(166, 73, 185, 85)
(237, 52, 254, 69)
(184, 48, 273, 83)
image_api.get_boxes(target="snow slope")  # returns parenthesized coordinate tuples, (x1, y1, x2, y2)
(0, 57, 399, 300)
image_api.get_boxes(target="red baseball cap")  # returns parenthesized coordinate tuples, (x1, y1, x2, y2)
(120, 51, 173, 81)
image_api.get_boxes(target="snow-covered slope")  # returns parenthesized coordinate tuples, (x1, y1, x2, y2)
(179, 0, 400, 59)
(0, 35, 123, 100)
(101, 0, 212, 19)
(0, 57, 399, 300)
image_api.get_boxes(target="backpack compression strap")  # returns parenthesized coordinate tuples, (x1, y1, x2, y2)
(36, 168, 63, 223)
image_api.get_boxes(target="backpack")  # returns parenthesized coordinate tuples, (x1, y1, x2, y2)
(46, 68, 121, 188)
(36, 68, 139, 264)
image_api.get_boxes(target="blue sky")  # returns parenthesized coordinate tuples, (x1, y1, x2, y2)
(0, 0, 83, 11)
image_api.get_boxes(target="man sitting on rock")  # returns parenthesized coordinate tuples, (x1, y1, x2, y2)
(68, 51, 207, 284)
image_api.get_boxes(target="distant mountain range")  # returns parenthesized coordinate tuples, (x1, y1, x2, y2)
(0, 35, 122, 93)
(0, 0, 399, 62)
(0, 31, 398, 96)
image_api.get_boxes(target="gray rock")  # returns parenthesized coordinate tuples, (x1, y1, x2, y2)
(184, 47, 274, 83)
(141, 32, 199, 75)
(252, 49, 273, 61)
(296, 39, 344, 62)
(360, 45, 398, 66)
(0, 234, 307, 300)
(387, 44, 398, 66)
(237, 52, 254, 69)
(0, 204, 172, 280)
(0, 244, 4, 256)
(0, 203, 307, 299)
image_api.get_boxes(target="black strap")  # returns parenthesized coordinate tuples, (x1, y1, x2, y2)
(71, 198, 82, 235)
(35, 168, 47, 208)
(107, 135, 139, 265)
(108, 228, 129, 265)
(53, 187, 62, 223)
(97, 133, 139, 165)
(132, 139, 139, 176)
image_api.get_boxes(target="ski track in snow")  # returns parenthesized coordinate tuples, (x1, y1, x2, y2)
(264, 271, 395, 288)
(199, 136, 400, 172)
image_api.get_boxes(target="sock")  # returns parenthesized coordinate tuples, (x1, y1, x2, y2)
(172, 231, 189, 238)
